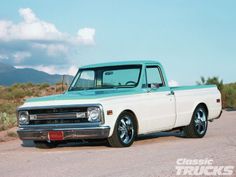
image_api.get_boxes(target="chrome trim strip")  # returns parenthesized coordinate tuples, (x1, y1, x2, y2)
(17, 126, 110, 141)
(30, 112, 85, 120)
(19, 122, 102, 129)
(17, 104, 103, 111)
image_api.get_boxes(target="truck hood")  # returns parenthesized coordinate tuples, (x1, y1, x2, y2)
(26, 88, 143, 103)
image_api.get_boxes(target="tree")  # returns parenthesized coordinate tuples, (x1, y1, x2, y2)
(197, 76, 223, 92)
(196, 76, 206, 85)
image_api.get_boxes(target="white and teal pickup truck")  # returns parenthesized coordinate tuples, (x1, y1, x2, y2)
(17, 60, 222, 148)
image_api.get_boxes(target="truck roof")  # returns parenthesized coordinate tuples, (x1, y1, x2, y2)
(80, 60, 161, 69)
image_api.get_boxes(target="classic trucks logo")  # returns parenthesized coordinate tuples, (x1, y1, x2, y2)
(175, 158, 234, 176)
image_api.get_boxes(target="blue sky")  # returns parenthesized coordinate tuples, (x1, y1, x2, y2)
(0, 0, 235, 85)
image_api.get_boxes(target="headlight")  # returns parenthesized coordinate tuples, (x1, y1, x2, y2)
(87, 107, 100, 122)
(18, 111, 29, 125)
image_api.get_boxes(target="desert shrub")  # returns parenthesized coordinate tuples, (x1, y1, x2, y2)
(24, 90, 33, 96)
(197, 76, 223, 92)
(222, 83, 236, 108)
(197, 77, 236, 108)
(26, 82, 34, 87)
(0, 112, 17, 131)
(0, 83, 64, 131)
(39, 83, 50, 89)
(0, 86, 4, 93)
(0, 103, 17, 114)
(7, 131, 17, 137)
(12, 88, 25, 99)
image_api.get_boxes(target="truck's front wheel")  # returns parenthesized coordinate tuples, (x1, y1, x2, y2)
(108, 111, 137, 147)
(183, 105, 208, 138)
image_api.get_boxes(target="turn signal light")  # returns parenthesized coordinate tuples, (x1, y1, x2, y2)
(107, 110, 113, 115)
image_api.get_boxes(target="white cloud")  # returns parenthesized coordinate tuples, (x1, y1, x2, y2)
(15, 65, 78, 76)
(32, 43, 69, 57)
(168, 80, 179, 87)
(0, 8, 96, 43)
(0, 8, 96, 67)
(0, 8, 64, 41)
(19, 8, 38, 23)
(13, 51, 31, 63)
(33, 65, 57, 75)
(68, 66, 78, 76)
(0, 54, 9, 60)
(77, 28, 96, 45)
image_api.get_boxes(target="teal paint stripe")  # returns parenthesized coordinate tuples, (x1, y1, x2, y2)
(26, 85, 216, 103)
(80, 60, 160, 69)
(26, 88, 147, 102)
(171, 85, 216, 91)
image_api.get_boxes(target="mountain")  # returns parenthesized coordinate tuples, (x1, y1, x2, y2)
(0, 62, 15, 73)
(0, 62, 74, 86)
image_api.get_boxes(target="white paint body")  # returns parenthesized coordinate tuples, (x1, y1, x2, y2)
(21, 87, 222, 137)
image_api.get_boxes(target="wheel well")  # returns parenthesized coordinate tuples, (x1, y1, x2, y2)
(121, 109, 139, 134)
(196, 103, 209, 117)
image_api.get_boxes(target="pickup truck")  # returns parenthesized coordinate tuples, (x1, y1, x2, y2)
(17, 60, 222, 148)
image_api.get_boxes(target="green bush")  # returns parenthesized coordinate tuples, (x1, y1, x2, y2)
(7, 131, 17, 137)
(197, 77, 236, 108)
(222, 83, 236, 108)
(0, 112, 17, 131)
(0, 103, 17, 114)
(0, 83, 69, 131)
(39, 83, 50, 89)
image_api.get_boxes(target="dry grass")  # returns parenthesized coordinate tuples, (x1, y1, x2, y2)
(7, 131, 18, 137)
(0, 127, 17, 142)
(0, 83, 68, 131)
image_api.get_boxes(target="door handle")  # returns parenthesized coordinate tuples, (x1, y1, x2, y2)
(167, 90, 175, 96)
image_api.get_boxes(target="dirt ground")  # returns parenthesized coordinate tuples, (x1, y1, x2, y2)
(0, 111, 235, 177)
(0, 127, 17, 142)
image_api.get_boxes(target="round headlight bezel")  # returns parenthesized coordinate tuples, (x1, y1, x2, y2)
(18, 111, 29, 125)
(87, 107, 100, 122)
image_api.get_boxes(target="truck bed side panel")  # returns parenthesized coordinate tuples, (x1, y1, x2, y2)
(172, 86, 222, 128)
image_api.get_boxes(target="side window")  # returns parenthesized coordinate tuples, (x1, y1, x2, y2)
(102, 68, 140, 87)
(146, 66, 165, 88)
(75, 70, 95, 88)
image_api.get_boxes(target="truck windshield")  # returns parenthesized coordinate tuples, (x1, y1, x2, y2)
(69, 65, 142, 91)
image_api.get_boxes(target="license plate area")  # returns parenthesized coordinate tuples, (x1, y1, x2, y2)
(48, 131, 64, 141)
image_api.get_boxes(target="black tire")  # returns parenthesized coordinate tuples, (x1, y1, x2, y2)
(34, 141, 58, 148)
(108, 111, 137, 147)
(183, 105, 208, 138)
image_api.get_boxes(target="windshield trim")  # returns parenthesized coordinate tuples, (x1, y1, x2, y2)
(68, 64, 142, 91)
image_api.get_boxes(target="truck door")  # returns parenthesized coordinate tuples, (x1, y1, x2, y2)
(144, 65, 176, 132)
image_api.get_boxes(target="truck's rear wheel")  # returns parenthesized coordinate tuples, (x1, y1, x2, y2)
(183, 105, 208, 138)
(108, 111, 137, 147)
(34, 141, 58, 148)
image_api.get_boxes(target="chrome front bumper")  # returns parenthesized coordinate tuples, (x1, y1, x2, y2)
(17, 125, 110, 141)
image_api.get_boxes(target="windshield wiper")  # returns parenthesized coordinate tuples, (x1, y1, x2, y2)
(69, 87, 88, 91)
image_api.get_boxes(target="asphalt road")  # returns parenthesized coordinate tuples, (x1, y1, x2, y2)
(0, 111, 235, 177)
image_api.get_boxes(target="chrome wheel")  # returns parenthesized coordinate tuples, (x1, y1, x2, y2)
(194, 108, 207, 135)
(108, 111, 136, 147)
(118, 115, 134, 144)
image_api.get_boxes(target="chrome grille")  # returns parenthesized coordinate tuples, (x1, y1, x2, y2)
(30, 112, 79, 120)
(28, 107, 89, 125)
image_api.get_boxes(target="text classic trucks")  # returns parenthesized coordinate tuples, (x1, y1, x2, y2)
(17, 60, 222, 148)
